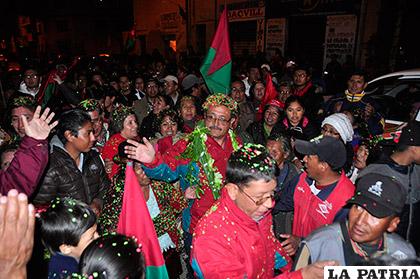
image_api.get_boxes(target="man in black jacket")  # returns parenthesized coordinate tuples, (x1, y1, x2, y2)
(33, 109, 109, 214)
(292, 66, 324, 123)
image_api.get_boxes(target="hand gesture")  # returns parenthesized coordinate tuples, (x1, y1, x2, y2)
(52, 74, 64, 85)
(280, 234, 301, 256)
(125, 138, 156, 164)
(363, 103, 375, 120)
(0, 190, 35, 278)
(23, 106, 58, 140)
(104, 158, 113, 174)
(300, 260, 338, 279)
(184, 186, 197, 199)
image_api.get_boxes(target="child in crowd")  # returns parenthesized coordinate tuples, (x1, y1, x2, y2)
(79, 233, 145, 279)
(39, 197, 99, 278)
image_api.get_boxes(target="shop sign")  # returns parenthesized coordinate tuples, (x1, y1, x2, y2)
(160, 12, 178, 30)
(228, 7, 265, 22)
(323, 14, 357, 69)
(265, 18, 287, 59)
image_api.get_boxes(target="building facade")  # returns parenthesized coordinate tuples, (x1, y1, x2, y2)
(133, 0, 386, 72)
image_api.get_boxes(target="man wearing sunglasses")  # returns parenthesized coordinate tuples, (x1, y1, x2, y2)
(18, 68, 41, 97)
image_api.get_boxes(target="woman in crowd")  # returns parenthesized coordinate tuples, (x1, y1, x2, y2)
(178, 95, 201, 134)
(246, 99, 283, 145)
(139, 93, 173, 139)
(321, 113, 354, 175)
(151, 108, 184, 154)
(101, 105, 139, 179)
(99, 142, 187, 278)
(266, 134, 300, 192)
(267, 133, 301, 239)
(250, 80, 265, 120)
(271, 95, 319, 141)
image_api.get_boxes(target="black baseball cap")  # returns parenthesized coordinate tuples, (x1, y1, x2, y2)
(295, 136, 346, 169)
(347, 174, 407, 218)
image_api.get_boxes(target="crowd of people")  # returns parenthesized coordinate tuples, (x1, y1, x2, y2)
(0, 51, 419, 279)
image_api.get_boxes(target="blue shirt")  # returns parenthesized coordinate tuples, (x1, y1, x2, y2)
(48, 253, 79, 279)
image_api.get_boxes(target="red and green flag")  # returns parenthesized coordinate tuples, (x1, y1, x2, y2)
(36, 72, 56, 109)
(200, 7, 232, 94)
(37, 57, 79, 108)
(117, 162, 169, 279)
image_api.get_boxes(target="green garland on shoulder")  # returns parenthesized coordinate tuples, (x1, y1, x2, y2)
(178, 121, 240, 200)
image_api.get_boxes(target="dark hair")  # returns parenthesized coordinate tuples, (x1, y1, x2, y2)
(0, 143, 18, 157)
(226, 143, 277, 187)
(348, 69, 368, 81)
(79, 234, 145, 279)
(0, 143, 18, 167)
(231, 80, 246, 92)
(154, 108, 182, 135)
(9, 96, 37, 112)
(157, 93, 174, 110)
(293, 65, 311, 76)
(40, 198, 97, 253)
(263, 102, 283, 117)
(356, 254, 420, 266)
(249, 80, 265, 102)
(116, 140, 136, 164)
(56, 109, 92, 145)
(284, 95, 305, 111)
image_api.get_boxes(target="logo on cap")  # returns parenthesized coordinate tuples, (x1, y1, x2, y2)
(368, 181, 383, 197)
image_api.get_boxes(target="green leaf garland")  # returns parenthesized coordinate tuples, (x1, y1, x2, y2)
(178, 121, 240, 200)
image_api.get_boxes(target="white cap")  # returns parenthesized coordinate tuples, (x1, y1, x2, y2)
(261, 64, 271, 71)
(163, 75, 178, 84)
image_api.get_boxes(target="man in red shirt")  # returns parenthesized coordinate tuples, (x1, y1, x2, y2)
(274, 136, 355, 256)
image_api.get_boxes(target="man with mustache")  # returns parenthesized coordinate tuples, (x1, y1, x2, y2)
(293, 174, 416, 267)
(125, 94, 241, 271)
(33, 109, 109, 215)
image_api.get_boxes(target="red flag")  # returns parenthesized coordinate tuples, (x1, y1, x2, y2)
(117, 163, 169, 279)
(256, 73, 279, 121)
(200, 7, 232, 94)
(207, 8, 231, 76)
(37, 57, 79, 107)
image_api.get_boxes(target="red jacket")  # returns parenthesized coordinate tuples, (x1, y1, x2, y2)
(1, 137, 48, 195)
(191, 188, 302, 279)
(145, 133, 238, 232)
(293, 172, 355, 237)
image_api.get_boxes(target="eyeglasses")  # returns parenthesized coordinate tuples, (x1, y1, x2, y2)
(231, 87, 243, 92)
(205, 114, 231, 125)
(24, 74, 38, 79)
(237, 185, 275, 206)
(321, 126, 340, 137)
(161, 121, 177, 127)
(294, 73, 307, 78)
(147, 84, 158, 89)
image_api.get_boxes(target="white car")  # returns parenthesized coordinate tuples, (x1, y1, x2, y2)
(364, 68, 420, 121)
